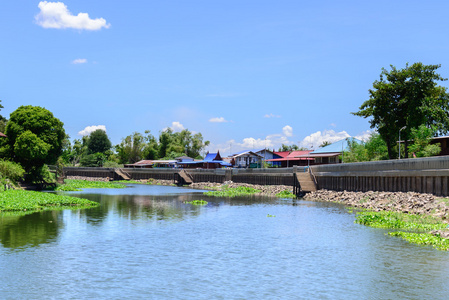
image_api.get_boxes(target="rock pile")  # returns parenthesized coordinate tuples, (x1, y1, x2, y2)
(66, 176, 112, 182)
(304, 190, 449, 220)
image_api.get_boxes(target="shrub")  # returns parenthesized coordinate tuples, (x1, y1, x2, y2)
(0, 160, 25, 183)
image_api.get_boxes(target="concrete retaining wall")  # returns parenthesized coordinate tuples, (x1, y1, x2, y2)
(310, 156, 449, 196)
(63, 156, 449, 196)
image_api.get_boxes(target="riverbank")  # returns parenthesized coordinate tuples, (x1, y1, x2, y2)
(303, 190, 449, 221)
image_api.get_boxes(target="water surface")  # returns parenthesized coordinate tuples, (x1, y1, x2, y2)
(1, 184, 448, 299)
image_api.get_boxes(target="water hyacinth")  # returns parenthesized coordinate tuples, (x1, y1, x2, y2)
(355, 211, 447, 231)
(203, 186, 261, 198)
(186, 200, 208, 205)
(0, 190, 98, 213)
(54, 179, 127, 191)
(275, 190, 296, 199)
(389, 232, 449, 251)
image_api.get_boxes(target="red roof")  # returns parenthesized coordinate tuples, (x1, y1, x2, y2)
(267, 150, 313, 161)
(273, 151, 290, 158)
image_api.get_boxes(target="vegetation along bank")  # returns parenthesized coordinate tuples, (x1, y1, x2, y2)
(304, 190, 449, 250)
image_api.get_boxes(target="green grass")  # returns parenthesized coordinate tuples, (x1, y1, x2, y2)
(355, 211, 447, 231)
(53, 179, 128, 191)
(203, 186, 261, 198)
(186, 200, 208, 205)
(0, 190, 98, 213)
(389, 231, 449, 251)
(276, 190, 296, 199)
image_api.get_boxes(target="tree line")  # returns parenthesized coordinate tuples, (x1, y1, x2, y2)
(61, 127, 210, 168)
(0, 62, 448, 184)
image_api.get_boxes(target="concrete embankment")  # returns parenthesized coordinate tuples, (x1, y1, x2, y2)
(304, 190, 449, 221)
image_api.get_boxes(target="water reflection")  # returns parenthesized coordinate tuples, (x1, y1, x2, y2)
(0, 211, 60, 249)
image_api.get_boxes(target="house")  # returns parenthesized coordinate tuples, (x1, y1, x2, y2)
(230, 150, 264, 168)
(124, 160, 154, 168)
(175, 156, 195, 162)
(299, 137, 362, 164)
(431, 136, 449, 156)
(177, 151, 232, 169)
(265, 150, 314, 167)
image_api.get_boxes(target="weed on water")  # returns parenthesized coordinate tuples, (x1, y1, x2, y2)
(276, 190, 296, 199)
(53, 179, 127, 191)
(186, 200, 208, 205)
(389, 231, 449, 251)
(0, 190, 98, 213)
(204, 186, 261, 198)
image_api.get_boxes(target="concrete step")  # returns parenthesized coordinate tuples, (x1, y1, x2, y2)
(295, 172, 317, 192)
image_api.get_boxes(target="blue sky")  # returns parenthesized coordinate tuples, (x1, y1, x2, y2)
(2, 1, 449, 156)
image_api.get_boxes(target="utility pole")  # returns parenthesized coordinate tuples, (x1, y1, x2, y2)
(399, 126, 406, 159)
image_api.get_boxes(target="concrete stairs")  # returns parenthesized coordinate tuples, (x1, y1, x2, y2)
(177, 169, 193, 185)
(115, 168, 131, 180)
(295, 172, 317, 192)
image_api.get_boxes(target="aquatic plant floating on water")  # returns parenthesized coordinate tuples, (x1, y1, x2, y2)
(203, 186, 261, 198)
(186, 200, 208, 205)
(275, 190, 296, 199)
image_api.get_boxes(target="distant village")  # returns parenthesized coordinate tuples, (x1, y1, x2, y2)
(125, 135, 449, 170)
(125, 138, 365, 169)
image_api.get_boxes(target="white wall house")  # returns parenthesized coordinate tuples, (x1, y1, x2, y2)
(232, 151, 263, 168)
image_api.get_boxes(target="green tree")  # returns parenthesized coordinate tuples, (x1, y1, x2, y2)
(278, 144, 299, 152)
(341, 134, 388, 162)
(1, 106, 65, 181)
(364, 132, 389, 161)
(87, 129, 111, 154)
(115, 131, 158, 164)
(0, 100, 7, 133)
(342, 139, 367, 162)
(319, 141, 331, 148)
(408, 125, 441, 158)
(353, 63, 449, 159)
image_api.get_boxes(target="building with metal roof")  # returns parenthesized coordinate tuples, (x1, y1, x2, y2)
(297, 137, 363, 164)
(265, 150, 314, 167)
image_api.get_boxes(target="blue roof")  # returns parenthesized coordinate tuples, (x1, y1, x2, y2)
(311, 137, 363, 154)
(204, 152, 218, 162)
(177, 160, 231, 166)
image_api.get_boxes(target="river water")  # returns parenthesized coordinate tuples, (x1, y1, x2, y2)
(1, 184, 449, 299)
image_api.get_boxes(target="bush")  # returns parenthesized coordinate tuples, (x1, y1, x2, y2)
(0, 160, 25, 183)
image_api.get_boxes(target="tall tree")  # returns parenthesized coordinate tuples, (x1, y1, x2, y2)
(353, 63, 449, 159)
(0, 105, 65, 180)
(87, 129, 111, 154)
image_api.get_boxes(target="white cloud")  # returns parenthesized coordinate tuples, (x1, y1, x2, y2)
(78, 125, 106, 136)
(209, 117, 228, 123)
(282, 125, 293, 137)
(35, 1, 111, 30)
(299, 129, 350, 149)
(72, 58, 87, 64)
(355, 130, 373, 142)
(163, 121, 185, 133)
(264, 113, 281, 118)
(206, 126, 295, 155)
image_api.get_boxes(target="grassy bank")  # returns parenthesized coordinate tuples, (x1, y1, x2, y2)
(354, 210, 449, 250)
(0, 190, 98, 213)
